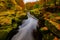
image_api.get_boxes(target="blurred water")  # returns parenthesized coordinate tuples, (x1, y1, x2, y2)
(11, 12, 38, 40)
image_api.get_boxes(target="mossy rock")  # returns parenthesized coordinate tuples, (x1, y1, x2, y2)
(57, 12, 60, 16)
(30, 9, 40, 19)
(45, 20, 60, 38)
(0, 28, 12, 40)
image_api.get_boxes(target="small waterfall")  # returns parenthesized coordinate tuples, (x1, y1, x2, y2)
(11, 12, 38, 40)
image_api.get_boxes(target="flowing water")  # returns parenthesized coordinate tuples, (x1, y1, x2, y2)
(11, 12, 38, 40)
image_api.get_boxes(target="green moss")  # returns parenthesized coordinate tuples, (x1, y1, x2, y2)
(56, 20, 60, 24)
(0, 28, 12, 40)
(34, 4, 40, 8)
(58, 12, 60, 16)
(0, 31, 8, 40)
(50, 15, 55, 18)
(30, 9, 40, 19)
(45, 20, 60, 38)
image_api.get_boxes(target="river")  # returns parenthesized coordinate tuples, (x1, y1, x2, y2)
(11, 12, 38, 40)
